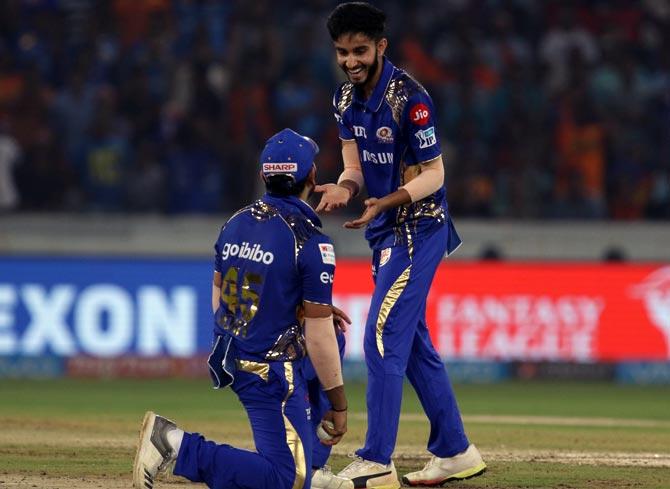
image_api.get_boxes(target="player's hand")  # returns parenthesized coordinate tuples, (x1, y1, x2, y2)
(344, 198, 382, 229)
(314, 184, 351, 213)
(321, 409, 347, 446)
(332, 305, 351, 334)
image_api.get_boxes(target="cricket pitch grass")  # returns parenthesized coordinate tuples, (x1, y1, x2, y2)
(1, 379, 668, 488)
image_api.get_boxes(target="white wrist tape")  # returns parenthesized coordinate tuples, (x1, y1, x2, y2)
(304, 315, 343, 390)
(336, 141, 364, 196)
(401, 158, 444, 202)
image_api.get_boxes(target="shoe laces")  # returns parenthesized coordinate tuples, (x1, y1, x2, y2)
(339, 455, 368, 476)
(339, 454, 386, 476)
(422, 456, 439, 470)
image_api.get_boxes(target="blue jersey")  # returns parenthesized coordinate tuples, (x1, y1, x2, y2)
(213, 194, 336, 362)
(333, 57, 461, 253)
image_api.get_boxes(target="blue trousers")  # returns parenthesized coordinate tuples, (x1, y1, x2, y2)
(174, 361, 312, 489)
(356, 224, 469, 464)
(303, 332, 347, 469)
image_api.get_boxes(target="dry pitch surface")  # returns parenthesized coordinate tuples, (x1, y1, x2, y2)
(1, 379, 669, 488)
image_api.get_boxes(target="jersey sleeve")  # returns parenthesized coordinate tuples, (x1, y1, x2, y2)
(402, 90, 442, 165)
(332, 90, 354, 141)
(298, 235, 336, 306)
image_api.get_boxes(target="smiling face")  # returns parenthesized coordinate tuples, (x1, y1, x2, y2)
(333, 32, 387, 94)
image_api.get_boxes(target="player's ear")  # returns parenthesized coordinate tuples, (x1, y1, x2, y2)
(377, 38, 388, 57)
(307, 165, 317, 186)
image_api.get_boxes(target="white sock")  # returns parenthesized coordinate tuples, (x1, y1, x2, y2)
(166, 428, 184, 454)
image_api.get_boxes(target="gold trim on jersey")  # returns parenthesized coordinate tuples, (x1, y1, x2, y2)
(375, 265, 412, 357)
(406, 223, 414, 259)
(282, 362, 306, 489)
(385, 77, 409, 126)
(276, 212, 321, 263)
(384, 72, 430, 125)
(265, 324, 306, 361)
(236, 359, 269, 382)
(337, 83, 354, 115)
(397, 157, 446, 225)
(394, 192, 446, 251)
(250, 200, 277, 221)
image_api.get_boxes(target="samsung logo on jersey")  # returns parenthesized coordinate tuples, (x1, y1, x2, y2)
(221, 242, 274, 264)
(362, 150, 393, 164)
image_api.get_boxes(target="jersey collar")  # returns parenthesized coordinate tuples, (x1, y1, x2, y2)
(353, 57, 395, 113)
(262, 194, 322, 228)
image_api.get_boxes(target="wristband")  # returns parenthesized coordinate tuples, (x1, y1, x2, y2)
(332, 405, 348, 412)
(337, 169, 363, 197)
(339, 184, 354, 200)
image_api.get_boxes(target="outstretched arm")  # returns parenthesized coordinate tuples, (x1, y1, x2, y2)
(344, 156, 444, 229)
(314, 140, 364, 213)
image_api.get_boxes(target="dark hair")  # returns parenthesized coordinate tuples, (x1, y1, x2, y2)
(264, 174, 308, 197)
(327, 2, 386, 41)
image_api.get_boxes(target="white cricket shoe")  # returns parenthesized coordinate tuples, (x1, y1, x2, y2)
(402, 444, 486, 486)
(311, 465, 354, 489)
(132, 411, 179, 489)
(337, 456, 400, 489)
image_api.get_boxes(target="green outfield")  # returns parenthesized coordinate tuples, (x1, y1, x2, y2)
(1, 379, 669, 488)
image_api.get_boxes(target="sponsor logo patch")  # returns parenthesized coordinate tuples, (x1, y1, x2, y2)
(221, 242, 274, 264)
(319, 243, 336, 265)
(362, 149, 393, 164)
(380, 248, 392, 267)
(263, 163, 298, 174)
(376, 126, 394, 144)
(409, 103, 430, 125)
(415, 126, 436, 149)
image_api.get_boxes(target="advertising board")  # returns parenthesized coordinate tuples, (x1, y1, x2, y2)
(2, 257, 668, 361)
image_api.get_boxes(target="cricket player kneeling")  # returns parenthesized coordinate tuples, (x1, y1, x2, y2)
(132, 128, 351, 489)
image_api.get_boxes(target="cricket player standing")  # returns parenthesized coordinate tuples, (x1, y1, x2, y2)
(315, 3, 486, 488)
(133, 128, 352, 489)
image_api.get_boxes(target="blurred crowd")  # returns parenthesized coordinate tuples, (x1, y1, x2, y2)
(0, 0, 668, 219)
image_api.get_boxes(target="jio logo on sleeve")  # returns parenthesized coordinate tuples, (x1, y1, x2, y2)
(409, 103, 430, 126)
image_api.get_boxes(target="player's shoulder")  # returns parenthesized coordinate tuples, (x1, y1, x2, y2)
(383, 68, 430, 126)
(284, 210, 327, 250)
(333, 81, 355, 115)
(389, 68, 430, 101)
(385, 68, 438, 129)
(280, 208, 334, 262)
(220, 199, 279, 232)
